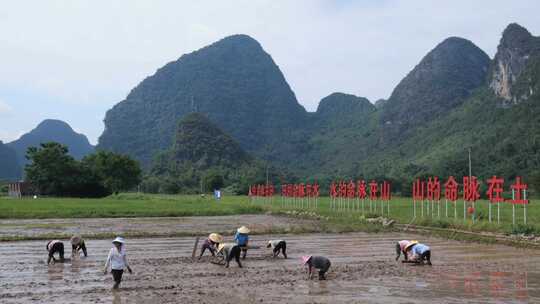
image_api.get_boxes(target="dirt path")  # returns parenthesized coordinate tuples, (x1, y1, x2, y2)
(1, 231, 539, 303)
(0, 215, 319, 240)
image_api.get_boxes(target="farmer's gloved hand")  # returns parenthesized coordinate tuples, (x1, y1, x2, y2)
(127, 266, 133, 274)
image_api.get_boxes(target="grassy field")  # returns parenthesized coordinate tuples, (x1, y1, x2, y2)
(262, 196, 540, 236)
(0, 193, 262, 218)
(0, 193, 538, 236)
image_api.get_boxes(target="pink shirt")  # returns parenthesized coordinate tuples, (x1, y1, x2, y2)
(398, 240, 410, 252)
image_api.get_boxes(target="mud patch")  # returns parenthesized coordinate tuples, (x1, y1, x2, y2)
(0, 214, 319, 240)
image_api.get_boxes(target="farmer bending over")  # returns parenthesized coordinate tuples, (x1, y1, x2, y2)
(395, 240, 410, 261)
(46, 240, 65, 265)
(217, 243, 242, 268)
(404, 241, 432, 265)
(234, 226, 250, 259)
(71, 235, 88, 257)
(302, 255, 331, 280)
(267, 239, 287, 258)
(199, 233, 223, 260)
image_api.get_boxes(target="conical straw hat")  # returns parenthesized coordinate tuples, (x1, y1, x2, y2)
(301, 255, 312, 265)
(237, 226, 250, 234)
(404, 240, 418, 251)
(209, 233, 223, 243)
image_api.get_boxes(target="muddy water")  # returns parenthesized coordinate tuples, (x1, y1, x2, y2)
(1, 232, 540, 303)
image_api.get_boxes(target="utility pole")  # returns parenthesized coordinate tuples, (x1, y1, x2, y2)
(468, 147, 472, 178)
(266, 164, 269, 186)
(200, 179, 203, 194)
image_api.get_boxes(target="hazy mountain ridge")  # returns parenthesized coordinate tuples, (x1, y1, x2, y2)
(0, 119, 94, 179)
(8, 119, 94, 165)
(0, 141, 20, 180)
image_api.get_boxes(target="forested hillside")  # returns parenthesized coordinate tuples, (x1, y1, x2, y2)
(97, 23, 540, 193)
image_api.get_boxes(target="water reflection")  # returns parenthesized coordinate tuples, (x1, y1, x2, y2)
(436, 271, 531, 300)
(47, 263, 64, 281)
(112, 290, 122, 304)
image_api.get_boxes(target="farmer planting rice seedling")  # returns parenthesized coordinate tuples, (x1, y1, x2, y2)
(403, 241, 432, 265)
(198, 233, 223, 260)
(216, 242, 243, 268)
(302, 255, 331, 280)
(234, 226, 250, 260)
(70, 235, 87, 258)
(46, 240, 65, 265)
(395, 240, 411, 261)
(267, 239, 288, 259)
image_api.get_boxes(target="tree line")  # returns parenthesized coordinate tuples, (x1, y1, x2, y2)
(25, 142, 141, 197)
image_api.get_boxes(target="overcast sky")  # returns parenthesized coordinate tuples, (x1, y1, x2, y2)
(1, 0, 539, 144)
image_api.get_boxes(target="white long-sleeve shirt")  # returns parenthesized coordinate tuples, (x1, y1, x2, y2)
(104, 246, 129, 271)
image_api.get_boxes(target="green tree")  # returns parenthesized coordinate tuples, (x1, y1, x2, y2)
(25, 142, 79, 195)
(83, 151, 142, 194)
(24, 142, 108, 197)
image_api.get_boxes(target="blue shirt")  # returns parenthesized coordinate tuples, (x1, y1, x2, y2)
(412, 244, 430, 255)
(234, 232, 249, 246)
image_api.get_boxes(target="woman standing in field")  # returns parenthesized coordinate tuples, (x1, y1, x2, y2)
(46, 240, 65, 264)
(104, 237, 133, 289)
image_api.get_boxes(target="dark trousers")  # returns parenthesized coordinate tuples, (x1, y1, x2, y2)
(200, 243, 215, 257)
(421, 250, 431, 264)
(49, 242, 64, 260)
(273, 241, 287, 258)
(318, 261, 331, 280)
(112, 269, 124, 286)
(240, 246, 248, 259)
(226, 246, 242, 268)
(72, 242, 87, 257)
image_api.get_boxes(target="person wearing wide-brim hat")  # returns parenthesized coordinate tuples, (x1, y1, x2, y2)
(234, 226, 250, 259)
(395, 240, 410, 261)
(104, 237, 133, 289)
(302, 255, 331, 280)
(198, 233, 223, 260)
(217, 242, 242, 268)
(70, 235, 88, 258)
(403, 240, 432, 265)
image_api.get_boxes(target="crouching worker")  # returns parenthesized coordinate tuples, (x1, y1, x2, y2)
(217, 243, 242, 268)
(404, 241, 432, 265)
(395, 240, 410, 261)
(267, 239, 287, 259)
(71, 235, 88, 258)
(302, 255, 331, 280)
(46, 240, 65, 265)
(104, 237, 133, 289)
(234, 226, 250, 259)
(198, 233, 223, 260)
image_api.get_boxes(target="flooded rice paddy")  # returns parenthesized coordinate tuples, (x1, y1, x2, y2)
(1, 216, 539, 303)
